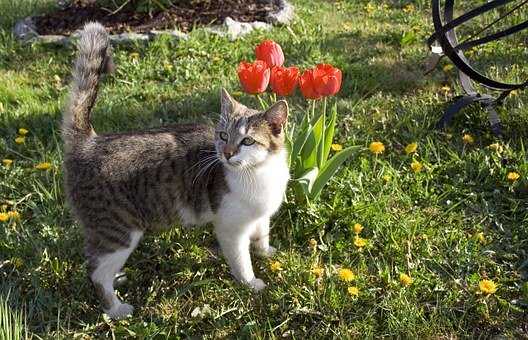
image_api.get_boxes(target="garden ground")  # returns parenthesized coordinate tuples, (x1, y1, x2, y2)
(1, 0, 527, 338)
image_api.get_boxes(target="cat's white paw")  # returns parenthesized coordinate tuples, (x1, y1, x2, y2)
(105, 303, 134, 319)
(247, 278, 267, 291)
(255, 246, 277, 258)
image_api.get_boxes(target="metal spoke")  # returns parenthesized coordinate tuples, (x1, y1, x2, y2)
(457, 0, 528, 50)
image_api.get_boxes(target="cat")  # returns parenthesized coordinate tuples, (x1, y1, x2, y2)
(62, 22, 290, 319)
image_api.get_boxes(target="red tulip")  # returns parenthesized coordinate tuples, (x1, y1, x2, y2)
(237, 60, 270, 94)
(270, 66, 299, 96)
(313, 63, 342, 96)
(255, 40, 284, 68)
(299, 69, 322, 100)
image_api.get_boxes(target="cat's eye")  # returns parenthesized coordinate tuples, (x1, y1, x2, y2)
(219, 132, 228, 142)
(241, 137, 255, 146)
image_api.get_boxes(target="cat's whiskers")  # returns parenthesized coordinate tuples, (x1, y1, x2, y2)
(204, 159, 221, 187)
(185, 155, 218, 175)
(194, 159, 219, 186)
(189, 156, 218, 179)
(193, 156, 220, 186)
(240, 166, 257, 194)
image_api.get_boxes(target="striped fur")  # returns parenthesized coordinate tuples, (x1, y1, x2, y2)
(63, 23, 289, 319)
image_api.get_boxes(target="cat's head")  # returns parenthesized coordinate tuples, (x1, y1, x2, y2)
(215, 88, 288, 170)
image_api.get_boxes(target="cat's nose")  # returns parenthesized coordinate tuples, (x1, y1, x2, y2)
(224, 151, 233, 160)
(223, 145, 237, 160)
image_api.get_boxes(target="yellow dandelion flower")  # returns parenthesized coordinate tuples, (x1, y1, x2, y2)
(130, 52, 140, 59)
(507, 172, 520, 182)
(308, 238, 318, 250)
(442, 64, 454, 72)
(331, 143, 343, 152)
(164, 62, 173, 71)
(310, 265, 324, 278)
(342, 22, 353, 31)
(353, 223, 363, 235)
(462, 134, 475, 144)
(400, 273, 413, 286)
(35, 162, 52, 170)
(479, 279, 497, 295)
(347, 286, 359, 297)
(383, 174, 391, 182)
(441, 85, 451, 93)
(8, 211, 20, 220)
(270, 261, 283, 272)
(354, 236, 367, 248)
(474, 232, 486, 245)
(403, 4, 415, 13)
(337, 268, 355, 282)
(15, 136, 25, 144)
(18, 128, 29, 135)
(510, 90, 518, 96)
(405, 142, 418, 155)
(2, 159, 13, 167)
(0, 213, 9, 222)
(410, 160, 423, 173)
(369, 141, 385, 155)
(11, 257, 23, 269)
(365, 3, 375, 14)
(488, 143, 503, 153)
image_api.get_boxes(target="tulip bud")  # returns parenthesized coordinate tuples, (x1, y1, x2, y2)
(313, 64, 342, 97)
(237, 60, 271, 94)
(299, 69, 322, 100)
(270, 66, 299, 96)
(255, 40, 284, 68)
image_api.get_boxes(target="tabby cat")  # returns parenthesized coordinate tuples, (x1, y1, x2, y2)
(63, 22, 289, 319)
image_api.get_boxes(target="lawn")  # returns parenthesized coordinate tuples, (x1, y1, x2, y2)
(1, 0, 528, 338)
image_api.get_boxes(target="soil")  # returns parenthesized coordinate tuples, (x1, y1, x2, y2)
(34, 0, 279, 35)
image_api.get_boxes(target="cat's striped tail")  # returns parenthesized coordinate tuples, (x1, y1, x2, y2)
(62, 22, 113, 146)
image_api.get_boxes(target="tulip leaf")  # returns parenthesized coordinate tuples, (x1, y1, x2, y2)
(303, 112, 324, 172)
(309, 107, 325, 126)
(317, 109, 326, 169)
(291, 115, 311, 175)
(300, 128, 317, 172)
(310, 146, 360, 200)
(285, 132, 293, 167)
(297, 167, 319, 195)
(322, 104, 338, 164)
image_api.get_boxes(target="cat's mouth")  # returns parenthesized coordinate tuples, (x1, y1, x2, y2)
(225, 159, 243, 167)
(221, 157, 246, 170)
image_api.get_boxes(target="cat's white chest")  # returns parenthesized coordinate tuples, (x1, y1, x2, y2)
(225, 151, 289, 218)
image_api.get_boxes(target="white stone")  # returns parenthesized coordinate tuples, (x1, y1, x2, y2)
(13, 17, 38, 41)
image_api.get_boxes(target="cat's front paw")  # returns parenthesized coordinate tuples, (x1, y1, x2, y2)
(255, 246, 277, 258)
(105, 303, 134, 319)
(247, 278, 267, 291)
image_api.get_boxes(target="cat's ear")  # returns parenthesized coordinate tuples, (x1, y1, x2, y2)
(220, 88, 238, 117)
(264, 100, 288, 136)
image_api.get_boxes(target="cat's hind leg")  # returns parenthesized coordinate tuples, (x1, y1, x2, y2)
(86, 229, 143, 319)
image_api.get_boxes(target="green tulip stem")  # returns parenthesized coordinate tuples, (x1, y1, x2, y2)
(256, 94, 267, 110)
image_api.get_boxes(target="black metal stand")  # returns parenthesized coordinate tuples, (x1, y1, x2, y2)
(426, 0, 528, 135)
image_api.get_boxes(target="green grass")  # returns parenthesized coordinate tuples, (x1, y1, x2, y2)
(1, 0, 528, 338)
(0, 294, 26, 340)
